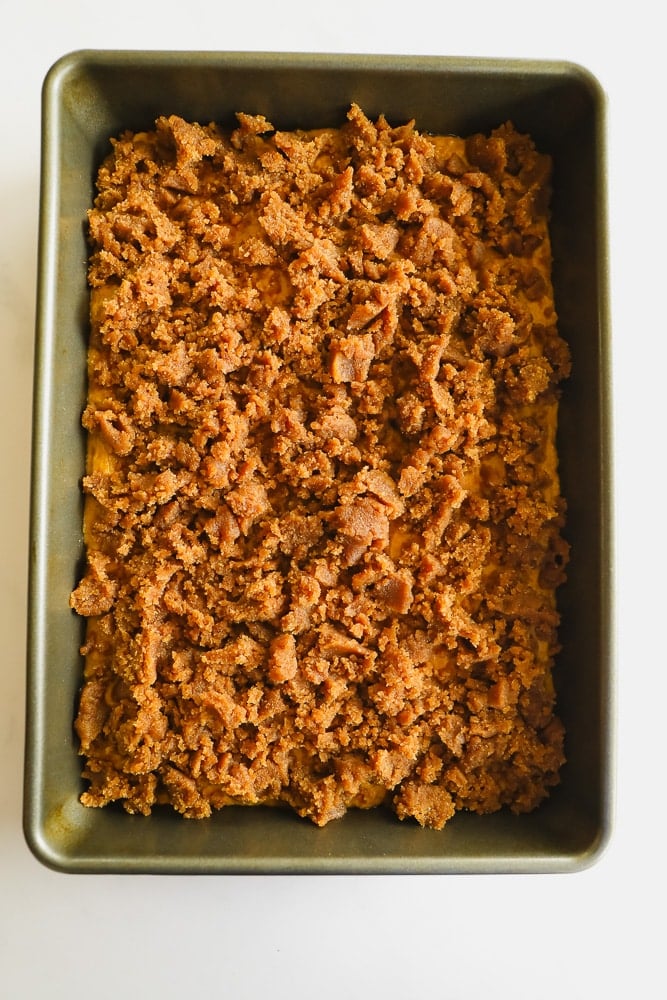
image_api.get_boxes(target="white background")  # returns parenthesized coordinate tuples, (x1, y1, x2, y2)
(1, 3, 662, 997)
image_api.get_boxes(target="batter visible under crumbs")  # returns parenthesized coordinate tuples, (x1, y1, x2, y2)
(70, 105, 570, 828)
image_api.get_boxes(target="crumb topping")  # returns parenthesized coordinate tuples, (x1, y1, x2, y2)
(71, 106, 570, 828)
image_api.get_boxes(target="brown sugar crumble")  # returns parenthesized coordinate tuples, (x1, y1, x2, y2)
(70, 105, 571, 828)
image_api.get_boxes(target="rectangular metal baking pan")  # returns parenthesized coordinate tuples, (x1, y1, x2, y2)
(25, 49, 613, 874)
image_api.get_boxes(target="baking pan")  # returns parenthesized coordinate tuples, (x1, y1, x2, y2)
(25, 50, 613, 874)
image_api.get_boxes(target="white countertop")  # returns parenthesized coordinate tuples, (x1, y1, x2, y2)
(1, 3, 661, 997)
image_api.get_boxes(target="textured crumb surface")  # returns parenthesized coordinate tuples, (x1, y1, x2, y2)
(70, 106, 570, 828)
